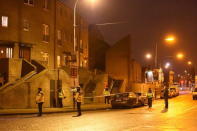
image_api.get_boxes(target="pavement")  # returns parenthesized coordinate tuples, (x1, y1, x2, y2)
(0, 103, 111, 115)
(0, 92, 196, 131)
(0, 90, 191, 115)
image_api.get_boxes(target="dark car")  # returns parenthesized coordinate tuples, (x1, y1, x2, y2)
(111, 92, 147, 108)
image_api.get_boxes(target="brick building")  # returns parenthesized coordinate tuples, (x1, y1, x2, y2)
(106, 35, 142, 93)
(0, 0, 89, 109)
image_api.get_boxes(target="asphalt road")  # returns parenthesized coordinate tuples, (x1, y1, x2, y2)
(0, 92, 197, 131)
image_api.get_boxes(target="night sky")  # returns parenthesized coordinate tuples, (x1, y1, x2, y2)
(65, 0, 197, 73)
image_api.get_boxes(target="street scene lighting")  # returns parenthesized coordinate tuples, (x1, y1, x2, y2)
(165, 62, 171, 69)
(1, 0, 197, 130)
(165, 36, 175, 43)
(176, 53, 184, 59)
(188, 61, 192, 65)
(145, 53, 152, 59)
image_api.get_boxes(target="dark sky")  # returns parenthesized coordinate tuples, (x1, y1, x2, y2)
(65, 0, 197, 73)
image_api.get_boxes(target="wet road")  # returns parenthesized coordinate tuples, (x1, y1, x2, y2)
(0, 92, 197, 131)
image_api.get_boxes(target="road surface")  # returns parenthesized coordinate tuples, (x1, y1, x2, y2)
(0, 92, 197, 131)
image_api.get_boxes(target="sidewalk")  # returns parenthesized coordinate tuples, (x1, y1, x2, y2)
(0, 103, 111, 115)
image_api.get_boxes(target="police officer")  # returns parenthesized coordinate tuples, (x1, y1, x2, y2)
(75, 86, 82, 116)
(103, 88, 110, 104)
(147, 88, 153, 108)
(36, 88, 44, 117)
(164, 86, 169, 109)
(58, 88, 65, 108)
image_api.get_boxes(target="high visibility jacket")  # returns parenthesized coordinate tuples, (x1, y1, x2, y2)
(75, 92, 82, 103)
(58, 90, 64, 98)
(147, 92, 153, 98)
(36, 91, 44, 103)
(103, 90, 110, 96)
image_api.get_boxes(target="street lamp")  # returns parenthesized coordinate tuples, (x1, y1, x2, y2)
(165, 36, 175, 43)
(176, 53, 184, 59)
(145, 53, 152, 60)
(165, 62, 171, 69)
(188, 61, 192, 65)
(73, 0, 97, 86)
(154, 35, 175, 68)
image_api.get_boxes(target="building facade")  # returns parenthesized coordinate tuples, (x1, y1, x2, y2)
(0, 0, 89, 109)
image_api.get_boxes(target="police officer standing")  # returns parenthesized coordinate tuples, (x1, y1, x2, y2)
(103, 88, 110, 104)
(36, 88, 44, 117)
(164, 86, 169, 110)
(74, 86, 82, 117)
(147, 88, 153, 109)
(58, 88, 65, 108)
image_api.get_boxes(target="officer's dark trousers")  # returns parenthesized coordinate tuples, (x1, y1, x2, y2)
(58, 98, 63, 108)
(148, 98, 152, 108)
(105, 96, 110, 104)
(165, 98, 168, 109)
(38, 102, 43, 116)
(77, 102, 81, 116)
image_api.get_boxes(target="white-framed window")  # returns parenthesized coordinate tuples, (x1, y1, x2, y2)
(6, 48, 13, 58)
(24, 0, 34, 6)
(23, 20, 29, 31)
(43, 0, 49, 9)
(1, 16, 8, 27)
(42, 24, 49, 42)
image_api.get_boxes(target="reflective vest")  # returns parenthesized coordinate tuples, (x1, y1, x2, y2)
(36, 91, 44, 103)
(147, 92, 153, 98)
(103, 90, 110, 96)
(75, 92, 82, 102)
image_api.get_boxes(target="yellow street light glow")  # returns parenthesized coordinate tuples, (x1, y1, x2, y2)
(176, 53, 184, 59)
(165, 36, 175, 44)
(145, 53, 152, 59)
(188, 61, 192, 65)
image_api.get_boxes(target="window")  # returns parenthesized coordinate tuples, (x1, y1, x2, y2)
(23, 20, 29, 31)
(43, 0, 49, 9)
(57, 55, 61, 67)
(1, 16, 8, 27)
(6, 48, 13, 58)
(57, 30, 61, 40)
(57, 30, 62, 45)
(24, 0, 34, 5)
(42, 24, 49, 42)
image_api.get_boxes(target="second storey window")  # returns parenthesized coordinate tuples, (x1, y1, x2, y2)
(57, 30, 62, 45)
(24, 0, 34, 6)
(42, 24, 49, 42)
(1, 16, 8, 27)
(23, 20, 29, 31)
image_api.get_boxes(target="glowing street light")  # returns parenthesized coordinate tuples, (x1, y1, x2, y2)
(176, 53, 184, 59)
(165, 36, 175, 43)
(145, 53, 152, 60)
(188, 61, 192, 65)
(165, 62, 171, 69)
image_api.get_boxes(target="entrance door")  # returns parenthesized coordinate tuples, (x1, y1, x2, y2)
(19, 46, 31, 61)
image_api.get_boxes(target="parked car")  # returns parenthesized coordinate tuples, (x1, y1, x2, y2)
(192, 88, 197, 100)
(111, 92, 147, 108)
(160, 84, 179, 98)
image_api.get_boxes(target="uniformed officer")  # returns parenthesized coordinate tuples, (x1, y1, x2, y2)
(58, 88, 65, 108)
(164, 86, 169, 109)
(36, 88, 44, 117)
(75, 86, 82, 116)
(147, 88, 153, 108)
(103, 88, 110, 104)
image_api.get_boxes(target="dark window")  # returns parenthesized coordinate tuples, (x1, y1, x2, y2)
(24, 0, 34, 5)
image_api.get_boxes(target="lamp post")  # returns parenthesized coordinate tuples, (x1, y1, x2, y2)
(154, 35, 175, 68)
